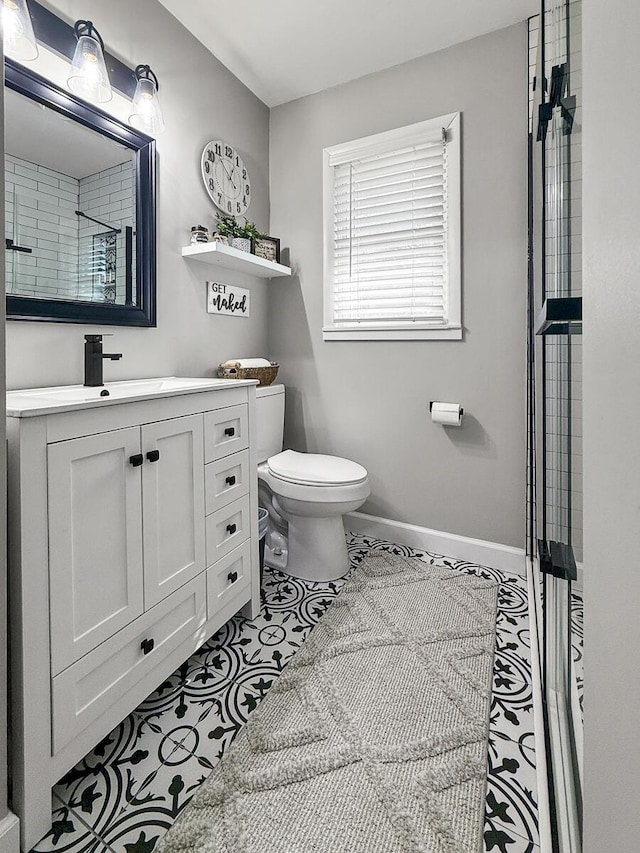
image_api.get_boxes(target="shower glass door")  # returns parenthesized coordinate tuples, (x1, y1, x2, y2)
(528, 1, 583, 850)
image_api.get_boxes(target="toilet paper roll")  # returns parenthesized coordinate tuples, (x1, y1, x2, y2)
(431, 402, 463, 427)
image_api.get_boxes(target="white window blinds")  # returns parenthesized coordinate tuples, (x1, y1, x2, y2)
(323, 114, 461, 341)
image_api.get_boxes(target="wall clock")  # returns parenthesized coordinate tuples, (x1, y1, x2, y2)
(201, 140, 251, 216)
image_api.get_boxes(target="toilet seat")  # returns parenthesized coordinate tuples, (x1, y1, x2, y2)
(258, 459, 370, 505)
(267, 449, 368, 486)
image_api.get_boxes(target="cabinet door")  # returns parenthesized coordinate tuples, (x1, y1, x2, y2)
(142, 414, 205, 608)
(48, 427, 144, 675)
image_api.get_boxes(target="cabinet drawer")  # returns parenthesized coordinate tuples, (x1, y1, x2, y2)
(204, 404, 248, 462)
(207, 540, 252, 617)
(51, 576, 206, 755)
(205, 449, 250, 515)
(205, 494, 251, 566)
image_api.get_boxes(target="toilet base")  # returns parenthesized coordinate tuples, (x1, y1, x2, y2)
(275, 515, 350, 582)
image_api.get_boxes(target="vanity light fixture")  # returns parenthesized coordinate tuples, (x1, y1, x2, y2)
(2, 0, 38, 61)
(67, 20, 112, 103)
(129, 64, 165, 134)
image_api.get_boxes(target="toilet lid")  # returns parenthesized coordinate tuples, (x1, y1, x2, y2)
(267, 450, 368, 486)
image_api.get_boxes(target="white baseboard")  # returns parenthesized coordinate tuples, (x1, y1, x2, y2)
(0, 813, 20, 853)
(346, 511, 526, 576)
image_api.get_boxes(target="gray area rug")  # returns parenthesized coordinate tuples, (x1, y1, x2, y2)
(160, 553, 499, 853)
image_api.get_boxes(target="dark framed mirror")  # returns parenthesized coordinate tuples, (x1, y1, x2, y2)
(4, 58, 156, 326)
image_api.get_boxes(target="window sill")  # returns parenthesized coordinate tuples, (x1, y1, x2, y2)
(322, 325, 463, 342)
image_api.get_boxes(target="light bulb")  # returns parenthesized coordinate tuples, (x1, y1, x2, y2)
(2, 0, 38, 61)
(67, 29, 112, 103)
(129, 73, 165, 135)
(3, 2, 24, 45)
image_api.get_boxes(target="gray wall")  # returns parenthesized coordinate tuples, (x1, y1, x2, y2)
(269, 24, 528, 548)
(5, 0, 271, 390)
(582, 0, 640, 848)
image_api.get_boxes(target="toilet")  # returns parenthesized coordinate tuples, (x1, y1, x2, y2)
(256, 384, 370, 581)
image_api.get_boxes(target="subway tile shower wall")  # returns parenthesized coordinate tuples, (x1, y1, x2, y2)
(5, 154, 80, 298)
(78, 159, 136, 303)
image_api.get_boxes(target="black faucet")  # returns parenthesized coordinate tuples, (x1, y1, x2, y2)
(84, 334, 122, 387)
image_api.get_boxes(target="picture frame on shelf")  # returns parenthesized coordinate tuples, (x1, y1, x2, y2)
(252, 235, 281, 264)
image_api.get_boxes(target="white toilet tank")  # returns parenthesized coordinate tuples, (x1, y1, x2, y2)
(255, 384, 285, 463)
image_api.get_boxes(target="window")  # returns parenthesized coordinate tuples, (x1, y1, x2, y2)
(323, 113, 461, 341)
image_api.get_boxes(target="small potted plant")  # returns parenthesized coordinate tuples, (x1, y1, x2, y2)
(214, 213, 263, 253)
(240, 219, 263, 252)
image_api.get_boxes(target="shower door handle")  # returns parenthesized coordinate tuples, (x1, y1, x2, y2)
(5, 238, 33, 254)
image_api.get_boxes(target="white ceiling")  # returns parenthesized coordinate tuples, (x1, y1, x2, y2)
(158, 0, 537, 107)
(5, 88, 132, 180)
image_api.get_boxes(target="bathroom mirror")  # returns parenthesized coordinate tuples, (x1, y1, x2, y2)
(4, 60, 156, 326)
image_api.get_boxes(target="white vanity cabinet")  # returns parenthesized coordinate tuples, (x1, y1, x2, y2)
(6, 381, 260, 851)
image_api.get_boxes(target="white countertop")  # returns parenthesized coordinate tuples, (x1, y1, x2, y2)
(6, 376, 259, 417)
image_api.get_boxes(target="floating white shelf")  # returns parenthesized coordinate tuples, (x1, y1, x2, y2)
(182, 242, 292, 278)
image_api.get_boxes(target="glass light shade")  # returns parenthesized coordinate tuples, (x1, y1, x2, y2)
(2, 0, 38, 61)
(67, 33, 112, 103)
(129, 75, 165, 135)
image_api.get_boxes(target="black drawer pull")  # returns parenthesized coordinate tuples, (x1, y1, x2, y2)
(227, 571, 238, 584)
(146, 449, 160, 463)
(225, 475, 236, 487)
(141, 638, 155, 655)
(224, 426, 235, 437)
(129, 454, 144, 467)
(226, 522, 237, 535)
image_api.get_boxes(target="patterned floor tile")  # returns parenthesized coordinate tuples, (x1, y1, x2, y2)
(32, 534, 540, 853)
(489, 679, 535, 747)
(52, 713, 193, 841)
(30, 797, 103, 853)
(94, 811, 174, 853)
(52, 716, 144, 808)
(494, 628, 532, 689)
(486, 736, 539, 849)
(134, 671, 226, 745)
(571, 587, 584, 720)
(496, 583, 531, 638)
(484, 822, 540, 853)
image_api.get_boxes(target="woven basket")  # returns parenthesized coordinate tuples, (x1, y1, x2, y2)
(217, 362, 279, 386)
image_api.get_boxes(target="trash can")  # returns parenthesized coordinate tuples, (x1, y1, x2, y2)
(258, 506, 269, 581)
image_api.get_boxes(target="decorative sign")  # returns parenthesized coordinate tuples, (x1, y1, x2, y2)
(252, 236, 281, 264)
(207, 281, 250, 318)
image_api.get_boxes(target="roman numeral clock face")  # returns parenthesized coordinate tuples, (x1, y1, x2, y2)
(201, 140, 251, 216)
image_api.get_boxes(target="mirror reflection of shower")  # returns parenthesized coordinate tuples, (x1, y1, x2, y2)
(75, 210, 134, 304)
(3, 86, 137, 305)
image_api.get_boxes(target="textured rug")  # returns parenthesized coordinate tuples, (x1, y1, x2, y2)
(159, 552, 499, 853)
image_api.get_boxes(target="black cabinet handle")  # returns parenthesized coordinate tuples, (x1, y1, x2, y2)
(129, 454, 144, 467)
(224, 426, 235, 437)
(226, 523, 237, 535)
(225, 475, 236, 487)
(141, 638, 155, 655)
(227, 571, 238, 584)
(146, 449, 160, 463)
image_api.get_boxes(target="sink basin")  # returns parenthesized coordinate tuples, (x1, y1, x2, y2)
(6, 376, 258, 417)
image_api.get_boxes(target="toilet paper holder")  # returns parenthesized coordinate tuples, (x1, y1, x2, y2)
(429, 402, 464, 416)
